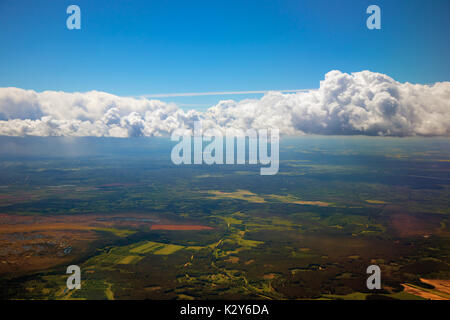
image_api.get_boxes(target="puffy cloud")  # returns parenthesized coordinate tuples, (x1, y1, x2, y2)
(0, 70, 449, 137)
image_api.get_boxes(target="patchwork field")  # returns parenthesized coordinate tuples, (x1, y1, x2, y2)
(0, 136, 449, 300)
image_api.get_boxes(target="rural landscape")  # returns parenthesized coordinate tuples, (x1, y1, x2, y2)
(0, 0, 449, 304)
(0, 136, 448, 300)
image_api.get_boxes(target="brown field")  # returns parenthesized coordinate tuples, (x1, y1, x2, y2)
(420, 279, 450, 295)
(0, 213, 205, 276)
(401, 279, 450, 300)
(0, 213, 158, 230)
(401, 284, 447, 300)
(390, 211, 441, 237)
(225, 256, 239, 264)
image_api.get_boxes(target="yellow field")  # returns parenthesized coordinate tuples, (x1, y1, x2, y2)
(205, 190, 332, 207)
(267, 194, 331, 207)
(117, 255, 143, 264)
(153, 244, 184, 255)
(130, 241, 163, 254)
(206, 190, 266, 203)
(365, 200, 388, 204)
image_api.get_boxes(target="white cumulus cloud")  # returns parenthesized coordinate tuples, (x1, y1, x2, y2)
(0, 70, 449, 137)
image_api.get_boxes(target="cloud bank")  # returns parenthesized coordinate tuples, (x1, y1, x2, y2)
(0, 70, 449, 137)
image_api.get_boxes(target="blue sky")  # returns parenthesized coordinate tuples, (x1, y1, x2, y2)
(0, 0, 449, 108)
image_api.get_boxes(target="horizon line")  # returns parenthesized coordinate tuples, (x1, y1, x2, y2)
(137, 89, 314, 98)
